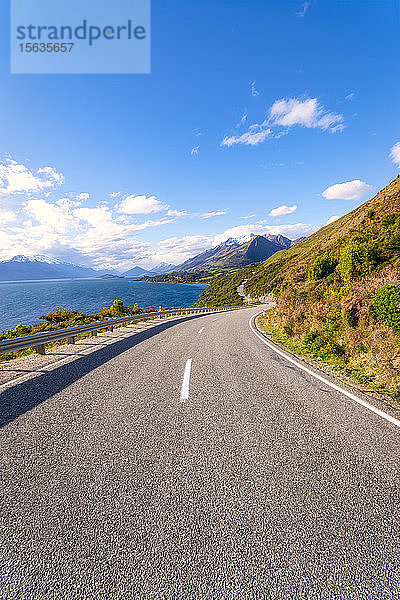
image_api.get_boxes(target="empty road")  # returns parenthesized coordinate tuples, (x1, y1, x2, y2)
(1, 306, 399, 599)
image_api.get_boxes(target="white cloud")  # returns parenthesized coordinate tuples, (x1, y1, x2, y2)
(251, 81, 260, 97)
(25, 198, 79, 234)
(390, 142, 400, 167)
(0, 159, 65, 196)
(269, 97, 344, 132)
(72, 205, 172, 268)
(326, 215, 341, 225)
(158, 235, 212, 253)
(222, 96, 344, 148)
(296, 0, 312, 17)
(269, 205, 297, 217)
(221, 124, 272, 147)
(110, 191, 121, 198)
(240, 214, 257, 219)
(191, 146, 200, 156)
(36, 166, 65, 186)
(155, 234, 213, 264)
(166, 209, 188, 217)
(129, 218, 176, 232)
(0, 209, 15, 224)
(345, 92, 355, 101)
(0, 197, 83, 262)
(56, 197, 82, 209)
(76, 192, 90, 201)
(0, 159, 184, 270)
(322, 180, 372, 201)
(201, 210, 228, 219)
(117, 194, 167, 215)
(3, 197, 173, 269)
(236, 111, 248, 128)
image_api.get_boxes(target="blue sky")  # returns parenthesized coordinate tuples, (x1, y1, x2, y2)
(0, 0, 399, 271)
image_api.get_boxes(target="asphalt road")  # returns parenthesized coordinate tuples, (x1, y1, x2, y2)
(1, 306, 399, 599)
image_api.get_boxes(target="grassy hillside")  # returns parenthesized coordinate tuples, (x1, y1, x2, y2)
(194, 268, 250, 307)
(196, 176, 400, 400)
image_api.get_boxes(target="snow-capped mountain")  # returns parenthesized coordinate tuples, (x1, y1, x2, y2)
(0, 255, 103, 281)
(223, 237, 241, 247)
(10, 254, 66, 264)
(175, 233, 295, 272)
(150, 262, 177, 274)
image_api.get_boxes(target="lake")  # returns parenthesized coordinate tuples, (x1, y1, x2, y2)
(0, 279, 208, 331)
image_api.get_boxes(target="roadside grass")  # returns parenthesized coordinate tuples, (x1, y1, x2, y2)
(257, 315, 400, 409)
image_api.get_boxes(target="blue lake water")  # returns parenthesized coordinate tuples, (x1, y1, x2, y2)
(0, 279, 208, 331)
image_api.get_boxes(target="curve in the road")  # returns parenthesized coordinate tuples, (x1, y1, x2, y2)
(249, 312, 400, 429)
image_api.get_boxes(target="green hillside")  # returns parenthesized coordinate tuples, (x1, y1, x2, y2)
(196, 176, 400, 400)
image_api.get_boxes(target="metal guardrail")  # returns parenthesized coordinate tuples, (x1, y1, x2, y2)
(0, 305, 244, 356)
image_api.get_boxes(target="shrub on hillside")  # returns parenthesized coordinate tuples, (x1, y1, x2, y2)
(338, 238, 380, 281)
(39, 308, 82, 324)
(381, 214, 399, 228)
(308, 253, 338, 280)
(303, 330, 345, 360)
(109, 299, 125, 317)
(373, 284, 400, 330)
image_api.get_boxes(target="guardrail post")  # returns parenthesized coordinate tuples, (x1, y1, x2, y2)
(35, 344, 46, 355)
(67, 336, 75, 345)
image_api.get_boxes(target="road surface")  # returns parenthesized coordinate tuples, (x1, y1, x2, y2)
(1, 306, 399, 599)
(237, 279, 253, 304)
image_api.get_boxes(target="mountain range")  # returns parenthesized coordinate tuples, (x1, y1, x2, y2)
(0, 235, 299, 282)
(0, 256, 178, 282)
(0, 255, 103, 281)
(175, 234, 300, 272)
(122, 263, 177, 277)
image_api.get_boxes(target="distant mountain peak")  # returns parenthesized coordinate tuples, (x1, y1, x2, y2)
(150, 262, 177, 274)
(175, 232, 293, 272)
(224, 237, 240, 247)
(0, 254, 101, 281)
(8, 254, 57, 264)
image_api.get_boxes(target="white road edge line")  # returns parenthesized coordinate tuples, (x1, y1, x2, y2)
(180, 359, 192, 401)
(198, 327, 205, 334)
(249, 313, 400, 429)
(212, 318, 218, 321)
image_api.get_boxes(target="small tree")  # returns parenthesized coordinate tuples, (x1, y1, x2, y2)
(373, 284, 400, 330)
(109, 299, 125, 317)
(308, 253, 337, 280)
(338, 238, 379, 281)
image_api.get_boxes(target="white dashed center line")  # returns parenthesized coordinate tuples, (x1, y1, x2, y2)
(198, 327, 205, 334)
(180, 359, 192, 401)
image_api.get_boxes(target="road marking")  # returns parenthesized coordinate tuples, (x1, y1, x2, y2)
(212, 318, 218, 321)
(249, 313, 400, 429)
(180, 359, 192, 401)
(198, 327, 205, 334)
